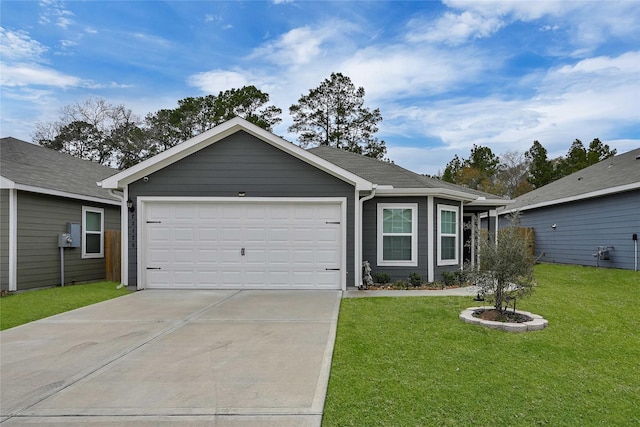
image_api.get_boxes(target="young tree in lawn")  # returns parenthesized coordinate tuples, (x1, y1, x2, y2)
(466, 213, 535, 313)
(288, 72, 387, 159)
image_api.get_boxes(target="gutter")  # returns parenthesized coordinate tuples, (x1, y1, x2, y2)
(358, 185, 377, 288)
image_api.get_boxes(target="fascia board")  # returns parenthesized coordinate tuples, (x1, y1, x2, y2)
(99, 117, 372, 191)
(467, 198, 513, 207)
(374, 187, 477, 201)
(498, 181, 640, 215)
(0, 176, 16, 189)
(8, 183, 120, 206)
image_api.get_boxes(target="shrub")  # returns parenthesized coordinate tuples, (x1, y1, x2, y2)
(373, 272, 392, 284)
(466, 212, 535, 312)
(392, 280, 408, 290)
(408, 272, 422, 287)
(442, 271, 467, 286)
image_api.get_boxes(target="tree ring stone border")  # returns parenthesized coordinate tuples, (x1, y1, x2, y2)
(459, 306, 548, 332)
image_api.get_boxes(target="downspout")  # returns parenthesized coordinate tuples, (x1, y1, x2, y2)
(8, 189, 17, 291)
(108, 189, 127, 290)
(358, 185, 377, 288)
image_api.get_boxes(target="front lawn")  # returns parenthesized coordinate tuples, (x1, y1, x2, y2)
(0, 282, 130, 331)
(323, 264, 640, 426)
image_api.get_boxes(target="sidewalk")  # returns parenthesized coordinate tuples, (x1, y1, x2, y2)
(343, 286, 481, 298)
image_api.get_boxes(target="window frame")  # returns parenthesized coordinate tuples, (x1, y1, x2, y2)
(437, 204, 459, 266)
(82, 206, 104, 259)
(377, 203, 418, 267)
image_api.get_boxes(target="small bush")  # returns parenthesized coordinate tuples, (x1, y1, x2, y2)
(392, 280, 408, 290)
(408, 272, 422, 287)
(373, 272, 392, 284)
(442, 271, 467, 286)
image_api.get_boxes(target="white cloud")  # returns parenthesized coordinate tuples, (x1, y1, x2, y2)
(0, 62, 81, 87)
(39, 0, 75, 29)
(407, 10, 504, 45)
(382, 51, 640, 174)
(0, 27, 48, 61)
(187, 69, 253, 94)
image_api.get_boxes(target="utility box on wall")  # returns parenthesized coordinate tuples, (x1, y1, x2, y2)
(68, 222, 81, 248)
(58, 233, 73, 248)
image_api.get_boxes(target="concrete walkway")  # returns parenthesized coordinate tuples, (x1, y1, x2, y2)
(0, 290, 341, 426)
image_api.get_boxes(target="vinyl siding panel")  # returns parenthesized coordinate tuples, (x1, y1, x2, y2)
(128, 130, 356, 286)
(362, 196, 429, 283)
(515, 190, 640, 270)
(0, 190, 9, 290)
(15, 192, 120, 290)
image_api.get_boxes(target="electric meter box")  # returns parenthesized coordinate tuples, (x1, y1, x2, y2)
(68, 222, 80, 248)
(58, 233, 73, 248)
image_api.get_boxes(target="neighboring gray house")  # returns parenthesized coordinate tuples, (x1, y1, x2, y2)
(499, 147, 640, 270)
(1, 138, 121, 291)
(100, 117, 508, 290)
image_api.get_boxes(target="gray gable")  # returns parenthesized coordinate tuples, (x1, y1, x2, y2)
(307, 145, 501, 199)
(506, 147, 640, 211)
(1, 137, 119, 202)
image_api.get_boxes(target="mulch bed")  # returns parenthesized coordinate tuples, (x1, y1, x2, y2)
(365, 284, 463, 291)
(473, 308, 533, 323)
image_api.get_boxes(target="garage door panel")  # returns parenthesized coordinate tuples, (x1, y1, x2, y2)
(145, 201, 342, 289)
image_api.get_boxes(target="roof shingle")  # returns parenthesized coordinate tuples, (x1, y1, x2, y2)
(1, 137, 119, 202)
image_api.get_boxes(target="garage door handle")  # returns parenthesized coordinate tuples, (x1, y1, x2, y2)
(325, 221, 340, 224)
(146, 267, 161, 270)
(325, 268, 340, 271)
(146, 221, 162, 224)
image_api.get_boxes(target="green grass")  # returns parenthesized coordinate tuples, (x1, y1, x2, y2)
(0, 282, 130, 331)
(323, 264, 640, 426)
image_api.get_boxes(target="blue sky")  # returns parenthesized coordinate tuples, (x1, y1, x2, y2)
(1, 0, 639, 175)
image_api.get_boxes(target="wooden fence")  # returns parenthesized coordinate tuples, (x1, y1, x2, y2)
(105, 229, 121, 282)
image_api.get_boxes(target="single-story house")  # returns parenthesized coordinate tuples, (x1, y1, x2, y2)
(100, 117, 509, 290)
(1, 137, 121, 291)
(499, 147, 640, 270)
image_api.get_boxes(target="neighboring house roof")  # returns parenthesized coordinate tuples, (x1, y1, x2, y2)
(308, 145, 508, 205)
(502, 147, 640, 213)
(0, 137, 120, 205)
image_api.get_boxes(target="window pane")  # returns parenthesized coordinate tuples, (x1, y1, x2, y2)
(441, 236, 456, 260)
(383, 236, 412, 261)
(383, 209, 412, 233)
(85, 234, 101, 254)
(85, 212, 102, 232)
(441, 210, 456, 234)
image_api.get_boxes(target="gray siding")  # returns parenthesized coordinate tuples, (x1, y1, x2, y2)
(362, 196, 429, 283)
(128, 130, 356, 286)
(514, 190, 640, 270)
(362, 196, 468, 284)
(0, 190, 9, 289)
(13, 191, 120, 290)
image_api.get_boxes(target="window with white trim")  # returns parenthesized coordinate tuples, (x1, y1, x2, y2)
(82, 206, 104, 259)
(438, 205, 459, 265)
(377, 203, 417, 266)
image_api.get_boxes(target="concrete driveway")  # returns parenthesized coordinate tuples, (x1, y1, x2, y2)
(0, 290, 341, 426)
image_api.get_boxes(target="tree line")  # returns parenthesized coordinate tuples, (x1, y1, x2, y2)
(440, 139, 617, 198)
(33, 71, 616, 199)
(33, 72, 386, 170)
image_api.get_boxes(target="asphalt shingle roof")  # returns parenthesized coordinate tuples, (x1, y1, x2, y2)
(506, 147, 640, 211)
(307, 145, 502, 199)
(1, 137, 119, 202)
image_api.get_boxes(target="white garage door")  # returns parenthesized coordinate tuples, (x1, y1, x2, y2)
(142, 200, 343, 289)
